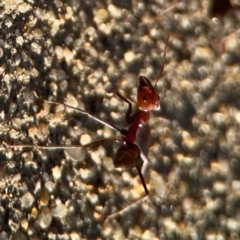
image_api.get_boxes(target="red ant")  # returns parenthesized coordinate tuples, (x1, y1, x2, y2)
(4, 33, 170, 196)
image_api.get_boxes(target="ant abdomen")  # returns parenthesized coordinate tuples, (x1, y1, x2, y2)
(114, 143, 140, 170)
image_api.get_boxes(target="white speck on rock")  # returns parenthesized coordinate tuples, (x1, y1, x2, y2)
(80, 134, 92, 145)
(18, 2, 31, 14)
(108, 4, 122, 19)
(52, 203, 67, 219)
(38, 207, 52, 230)
(51, 19, 61, 36)
(21, 191, 35, 210)
(55, 45, 63, 59)
(79, 168, 94, 183)
(94, 9, 109, 25)
(227, 218, 240, 232)
(45, 181, 55, 193)
(52, 165, 62, 181)
(70, 232, 81, 240)
(0, 231, 8, 240)
(86, 193, 99, 206)
(34, 180, 42, 195)
(31, 42, 42, 55)
(124, 51, 137, 64)
(63, 47, 74, 62)
(193, 47, 214, 62)
(232, 180, 240, 191)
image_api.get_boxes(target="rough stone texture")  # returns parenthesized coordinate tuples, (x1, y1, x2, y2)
(0, 0, 240, 239)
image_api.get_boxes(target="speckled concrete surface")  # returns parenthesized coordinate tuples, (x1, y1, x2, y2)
(0, 0, 240, 239)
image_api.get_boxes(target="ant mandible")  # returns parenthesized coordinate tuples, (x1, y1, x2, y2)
(4, 33, 170, 196)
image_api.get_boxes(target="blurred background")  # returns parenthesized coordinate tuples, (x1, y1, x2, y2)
(0, 0, 240, 239)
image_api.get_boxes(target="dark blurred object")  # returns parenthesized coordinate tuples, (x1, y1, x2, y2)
(208, 0, 240, 18)
(112, 0, 132, 9)
(0, 154, 7, 179)
(209, 0, 232, 17)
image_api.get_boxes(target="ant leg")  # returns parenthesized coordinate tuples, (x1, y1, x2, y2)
(140, 150, 150, 176)
(149, 2, 183, 21)
(102, 195, 150, 232)
(45, 100, 123, 133)
(155, 32, 170, 86)
(136, 164, 149, 195)
(115, 91, 134, 124)
(3, 137, 123, 150)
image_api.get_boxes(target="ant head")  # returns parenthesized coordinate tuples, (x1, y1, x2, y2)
(137, 76, 160, 111)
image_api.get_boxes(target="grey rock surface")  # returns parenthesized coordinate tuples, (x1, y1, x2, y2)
(0, 0, 240, 239)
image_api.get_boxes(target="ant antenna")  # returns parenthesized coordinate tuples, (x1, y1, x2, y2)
(155, 32, 170, 87)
